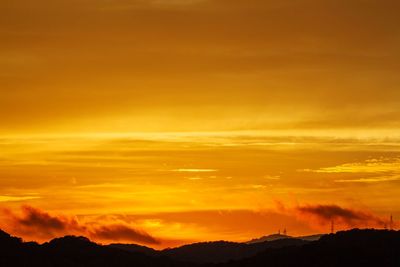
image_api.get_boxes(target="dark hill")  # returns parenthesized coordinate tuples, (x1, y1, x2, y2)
(219, 229, 400, 267)
(162, 238, 307, 263)
(108, 243, 158, 256)
(0, 231, 184, 267)
(0, 229, 399, 267)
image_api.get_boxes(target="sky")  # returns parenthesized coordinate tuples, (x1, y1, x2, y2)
(0, 0, 400, 248)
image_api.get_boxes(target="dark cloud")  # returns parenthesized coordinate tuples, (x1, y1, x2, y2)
(296, 204, 385, 227)
(1, 206, 159, 245)
(8, 206, 83, 238)
(90, 224, 159, 245)
(17, 206, 68, 230)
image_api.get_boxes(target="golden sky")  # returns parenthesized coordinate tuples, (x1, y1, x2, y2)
(1, 0, 400, 248)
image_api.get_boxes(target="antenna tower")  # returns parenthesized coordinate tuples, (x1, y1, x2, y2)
(390, 215, 393, 230)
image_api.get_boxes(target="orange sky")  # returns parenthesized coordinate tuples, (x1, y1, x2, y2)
(0, 0, 400, 248)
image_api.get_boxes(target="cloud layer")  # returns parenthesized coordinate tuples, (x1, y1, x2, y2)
(296, 204, 386, 228)
(2, 206, 159, 245)
(1, 203, 395, 248)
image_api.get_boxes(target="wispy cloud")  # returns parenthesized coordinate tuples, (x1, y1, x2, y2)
(335, 176, 400, 183)
(300, 157, 400, 183)
(264, 175, 281, 180)
(172, 168, 218, 172)
(0, 195, 41, 202)
(187, 177, 202, 180)
(302, 158, 400, 174)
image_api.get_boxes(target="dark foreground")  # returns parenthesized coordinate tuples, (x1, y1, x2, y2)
(0, 229, 399, 267)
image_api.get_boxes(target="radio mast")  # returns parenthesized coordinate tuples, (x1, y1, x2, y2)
(390, 215, 393, 230)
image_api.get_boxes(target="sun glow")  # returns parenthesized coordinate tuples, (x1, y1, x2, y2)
(1, 0, 400, 248)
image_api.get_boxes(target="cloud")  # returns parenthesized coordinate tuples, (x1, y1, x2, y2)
(334, 176, 400, 183)
(4, 206, 84, 239)
(0, 195, 41, 202)
(172, 169, 218, 172)
(90, 224, 159, 244)
(1, 206, 159, 245)
(302, 158, 400, 174)
(296, 204, 385, 228)
(300, 157, 400, 183)
(17, 206, 68, 230)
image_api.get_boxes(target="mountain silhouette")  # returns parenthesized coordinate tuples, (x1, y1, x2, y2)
(108, 243, 158, 256)
(0, 230, 183, 267)
(219, 229, 400, 267)
(161, 238, 307, 263)
(0, 229, 399, 266)
(108, 237, 307, 263)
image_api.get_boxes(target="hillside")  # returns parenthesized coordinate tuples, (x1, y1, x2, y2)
(0, 229, 399, 267)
